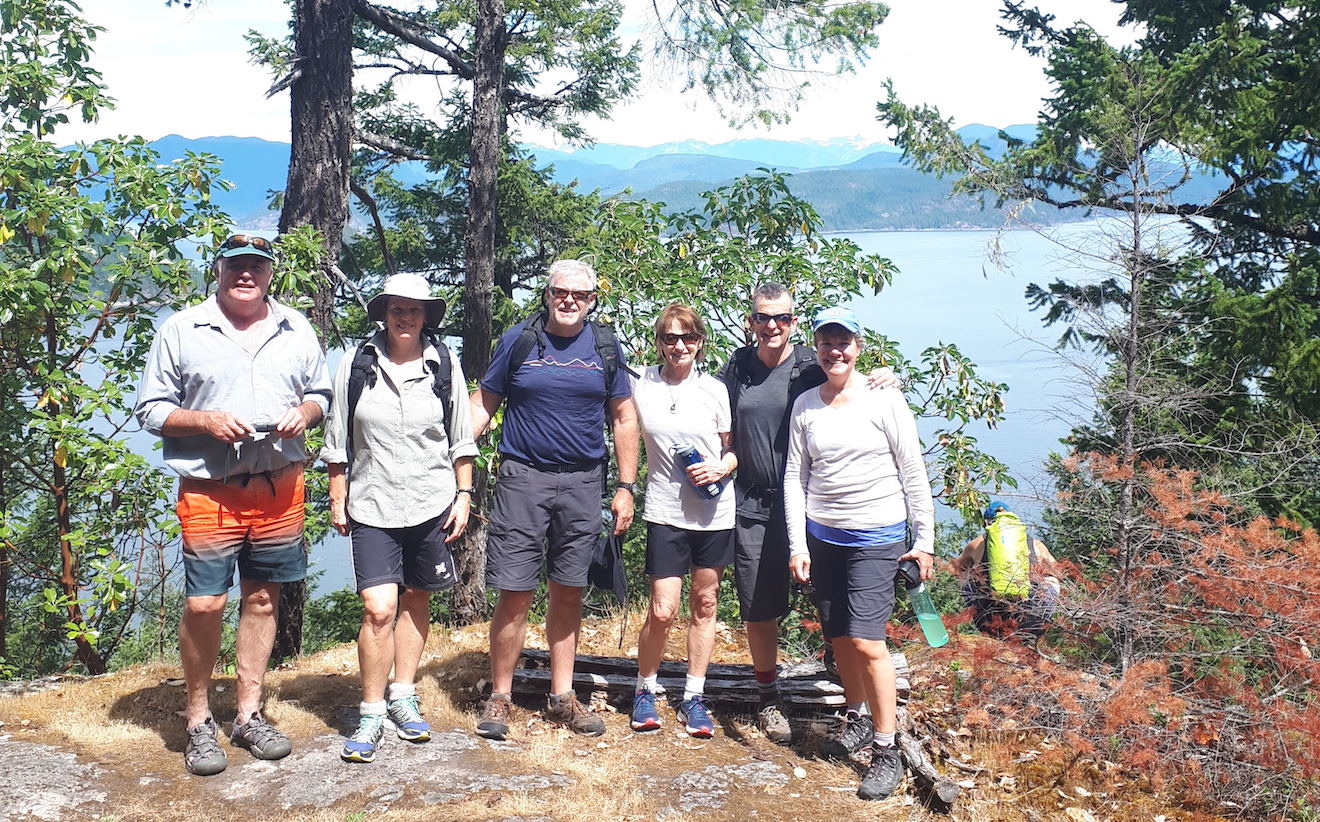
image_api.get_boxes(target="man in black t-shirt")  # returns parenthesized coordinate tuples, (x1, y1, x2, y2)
(718, 283, 826, 743)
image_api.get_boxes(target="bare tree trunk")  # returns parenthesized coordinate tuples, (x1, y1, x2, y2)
(274, 0, 354, 659)
(0, 460, 8, 663)
(452, 0, 507, 626)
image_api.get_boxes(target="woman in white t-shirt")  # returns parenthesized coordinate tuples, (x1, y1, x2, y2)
(784, 305, 935, 802)
(629, 303, 737, 739)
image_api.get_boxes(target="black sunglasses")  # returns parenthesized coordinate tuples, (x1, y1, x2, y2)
(548, 286, 595, 302)
(219, 234, 275, 255)
(751, 311, 794, 325)
(660, 332, 702, 346)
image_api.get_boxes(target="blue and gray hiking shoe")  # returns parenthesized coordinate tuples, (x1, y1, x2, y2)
(676, 695, 715, 739)
(341, 712, 386, 763)
(630, 690, 662, 732)
(387, 694, 431, 742)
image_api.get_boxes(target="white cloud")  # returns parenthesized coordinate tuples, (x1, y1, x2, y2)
(54, 0, 1134, 148)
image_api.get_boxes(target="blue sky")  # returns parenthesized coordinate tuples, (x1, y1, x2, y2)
(57, 0, 1132, 148)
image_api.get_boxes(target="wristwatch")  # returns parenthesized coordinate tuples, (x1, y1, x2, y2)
(456, 488, 475, 496)
(616, 481, 636, 494)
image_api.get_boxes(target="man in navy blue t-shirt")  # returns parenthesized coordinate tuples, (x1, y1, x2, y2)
(469, 259, 638, 738)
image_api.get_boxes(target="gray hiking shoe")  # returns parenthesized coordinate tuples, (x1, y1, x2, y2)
(183, 716, 227, 776)
(821, 710, 874, 760)
(858, 744, 904, 800)
(756, 699, 793, 744)
(545, 690, 605, 736)
(230, 711, 292, 760)
(476, 694, 512, 740)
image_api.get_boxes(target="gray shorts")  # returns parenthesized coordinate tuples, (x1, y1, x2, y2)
(486, 458, 604, 591)
(733, 486, 791, 622)
(349, 511, 456, 593)
(808, 534, 905, 642)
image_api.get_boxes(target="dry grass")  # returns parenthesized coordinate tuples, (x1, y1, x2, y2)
(0, 614, 1231, 822)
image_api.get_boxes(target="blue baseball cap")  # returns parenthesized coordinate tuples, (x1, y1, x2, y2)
(216, 233, 277, 262)
(811, 306, 863, 335)
(983, 500, 1010, 520)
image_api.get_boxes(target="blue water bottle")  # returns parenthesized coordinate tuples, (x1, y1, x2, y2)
(673, 445, 724, 499)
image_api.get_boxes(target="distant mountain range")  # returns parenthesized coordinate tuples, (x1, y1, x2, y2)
(141, 125, 1215, 232)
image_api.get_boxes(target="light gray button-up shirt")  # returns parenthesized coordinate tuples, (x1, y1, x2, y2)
(321, 332, 478, 529)
(134, 295, 332, 480)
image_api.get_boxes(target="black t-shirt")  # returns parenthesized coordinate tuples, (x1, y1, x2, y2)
(718, 344, 825, 490)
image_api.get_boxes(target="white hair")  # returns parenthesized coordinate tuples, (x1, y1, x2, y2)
(547, 259, 597, 291)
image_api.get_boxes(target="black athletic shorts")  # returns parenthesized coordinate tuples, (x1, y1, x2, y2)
(807, 533, 905, 642)
(733, 487, 791, 622)
(486, 458, 604, 591)
(349, 511, 456, 593)
(644, 522, 734, 578)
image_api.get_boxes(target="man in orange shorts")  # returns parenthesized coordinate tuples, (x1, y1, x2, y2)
(135, 234, 331, 776)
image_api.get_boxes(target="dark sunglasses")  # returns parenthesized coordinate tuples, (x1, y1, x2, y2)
(751, 311, 794, 325)
(548, 286, 595, 302)
(660, 332, 702, 346)
(219, 234, 275, 254)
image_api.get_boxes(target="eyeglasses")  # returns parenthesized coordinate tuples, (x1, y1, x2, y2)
(751, 311, 794, 325)
(219, 234, 275, 255)
(548, 286, 595, 303)
(660, 332, 702, 346)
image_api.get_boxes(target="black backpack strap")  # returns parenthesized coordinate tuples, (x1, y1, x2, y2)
(587, 319, 638, 395)
(505, 311, 548, 385)
(345, 341, 379, 466)
(423, 329, 454, 439)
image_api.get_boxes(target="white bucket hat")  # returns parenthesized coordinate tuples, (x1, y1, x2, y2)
(366, 273, 447, 328)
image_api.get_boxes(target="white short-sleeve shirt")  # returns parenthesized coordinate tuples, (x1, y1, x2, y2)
(633, 365, 735, 531)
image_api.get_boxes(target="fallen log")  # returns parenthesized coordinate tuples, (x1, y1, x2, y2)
(897, 705, 961, 805)
(510, 666, 846, 706)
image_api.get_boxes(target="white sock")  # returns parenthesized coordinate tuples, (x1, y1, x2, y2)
(387, 681, 416, 701)
(873, 730, 896, 748)
(360, 700, 387, 717)
(636, 674, 659, 693)
(684, 674, 706, 702)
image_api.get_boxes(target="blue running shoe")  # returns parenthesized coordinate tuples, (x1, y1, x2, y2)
(341, 712, 385, 763)
(387, 694, 431, 742)
(677, 695, 714, 739)
(630, 690, 662, 732)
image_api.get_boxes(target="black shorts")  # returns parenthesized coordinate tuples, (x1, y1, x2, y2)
(733, 488, 791, 622)
(807, 533, 905, 642)
(349, 511, 456, 593)
(645, 522, 734, 578)
(486, 458, 604, 591)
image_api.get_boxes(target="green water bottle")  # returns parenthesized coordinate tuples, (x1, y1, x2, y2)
(899, 559, 949, 648)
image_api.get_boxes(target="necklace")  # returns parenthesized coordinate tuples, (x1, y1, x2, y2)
(661, 365, 683, 413)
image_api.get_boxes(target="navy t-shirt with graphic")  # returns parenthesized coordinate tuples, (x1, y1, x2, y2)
(481, 319, 632, 465)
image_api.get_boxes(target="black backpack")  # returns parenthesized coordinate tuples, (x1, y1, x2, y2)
(504, 310, 634, 399)
(345, 329, 453, 464)
(723, 343, 822, 429)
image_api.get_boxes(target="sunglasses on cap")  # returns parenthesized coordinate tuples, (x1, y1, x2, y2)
(218, 234, 275, 256)
(751, 311, 794, 325)
(660, 332, 701, 346)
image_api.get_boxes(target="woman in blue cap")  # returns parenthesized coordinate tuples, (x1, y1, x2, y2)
(784, 305, 935, 801)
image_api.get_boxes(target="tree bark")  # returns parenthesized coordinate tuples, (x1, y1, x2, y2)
(274, 0, 354, 660)
(452, 0, 507, 626)
(0, 459, 8, 664)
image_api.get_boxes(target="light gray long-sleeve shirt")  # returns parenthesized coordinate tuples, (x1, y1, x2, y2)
(134, 295, 332, 480)
(321, 332, 478, 529)
(784, 384, 935, 558)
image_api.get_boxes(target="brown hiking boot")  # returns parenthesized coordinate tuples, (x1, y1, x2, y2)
(545, 690, 605, 736)
(476, 693, 512, 740)
(756, 698, 793, 744)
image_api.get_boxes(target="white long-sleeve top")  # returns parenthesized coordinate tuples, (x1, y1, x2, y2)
(784, 384, 935, 558)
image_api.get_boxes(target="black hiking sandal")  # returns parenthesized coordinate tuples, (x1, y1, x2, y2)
(184, 716, 228, 776)
(230, 711, 292, 760)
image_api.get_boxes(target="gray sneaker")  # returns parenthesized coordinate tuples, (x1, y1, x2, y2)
(230, 711, 292, 760)
(756, 699, 793, 744)
(183, 716, 227, 776)
(545, 690, 605, 736)
(858, 744, 904, 800)
(821, 710, 874, 760)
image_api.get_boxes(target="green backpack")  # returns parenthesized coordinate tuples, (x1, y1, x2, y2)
(984, 510, 1035, 600)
